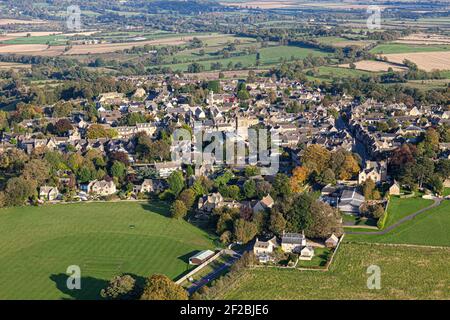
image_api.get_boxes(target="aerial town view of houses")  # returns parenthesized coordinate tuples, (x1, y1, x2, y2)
(0, 0, 448, 302)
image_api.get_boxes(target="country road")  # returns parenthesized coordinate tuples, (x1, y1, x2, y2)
(346, 198, 443, 235)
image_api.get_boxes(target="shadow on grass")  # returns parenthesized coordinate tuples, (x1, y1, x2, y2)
(50, 273, 108, 300)
(140, 200, 171, 218)
(50, 273, 149, 300)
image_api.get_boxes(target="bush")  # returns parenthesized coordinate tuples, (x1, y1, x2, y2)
(100, 274, 137, 300)
(171, 200, 187, 219)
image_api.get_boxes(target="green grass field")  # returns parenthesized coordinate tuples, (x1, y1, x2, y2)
(0, 202, 216, 300)
(315, 36, 374, 48)
(162, 45, 329, 72)
(346, 200, 450, 246)
(297, 247, 332, 268)
(306, 66, 377, 83)
(384, 196, 434, 228)
(370, 43, 450, 54)
(222, 243, 450, 299)
(1, 35, 68, 45)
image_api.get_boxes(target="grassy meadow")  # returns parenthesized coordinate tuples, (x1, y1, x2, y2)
(370, 43, 450, 54)
(0, 201, 216, 299)
(346, 200, 450, 246)
(222, 243, 450, 300)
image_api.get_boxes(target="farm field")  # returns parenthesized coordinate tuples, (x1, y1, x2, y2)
(222, 243, 450, 299)
(0, 62, 31, 70)
(222, 1, 297, 9)
(0, 19, 46, 25)
(395, 33, 450, 45)
(346, 200, 450, 247)
(163, 45, 329, 72)
(64, 34, 227, 55)
(403, 79, 450, 90)
(0, 33, 228, 56)
(306, 66, 377, 82)
(370, 43, 450, 54)
(0, 202, 216, 299)
(0, 44, 66, 56)
(339, 60, 407, 72)
(383, 51, 450, 71)
(316, 36, 375, 48)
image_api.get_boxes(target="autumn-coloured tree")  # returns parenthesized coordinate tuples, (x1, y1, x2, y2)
(302, 145, 331, 175)
(86, 124, 117, 139)
(22, 158, 51, 186)
(140, 274, 188, 300)
(362, 178, 376, 200)
(290, 166, 309, 193)
(233, 219, 258, 244)
(101, 274, 136, 300)
(338, 154, 360, 180)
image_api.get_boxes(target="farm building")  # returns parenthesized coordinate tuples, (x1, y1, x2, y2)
(189, 250, 215, 265)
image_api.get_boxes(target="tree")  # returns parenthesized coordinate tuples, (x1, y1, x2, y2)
(233, 219, 258, 244)
(214, 170, 234, 188)
(338, 154, 360, 180)
(5, 176, 37, 206)
(306, 201, 343, 239)
(362, 178, 376, 200)
(110, 161, 126, 180)
(243, 180, 256, 199)
(372, 205, 385, 219)
(216, 212, 234, 235)
(178, 188, 196, 209)
(413, 157, 434, 188)
(53, 119, 73, 136)
(22, 159, 51, 186)
(272, 193, 314, 233)
(422, 127, 440, 156)
(168, 170, 185, 197)
(302, 145, 331, 175)
(290, 166, 309, 193)
(87, 124, 117, 139)
(219, 185, 241, 200)
(428, 174, 443, 195)
(109, 151, 130, 167)
(220, 230, 232, 244)
(171, 200, 187, 219)
(77, 166, 94, 183)
(319, 168, 336, 185)
(269, 210, 286, 236)
(273, 173, 292, 198)
(100, 275, 136, 300)
(244, 166, 260, 178)
(389, 144, 417, 180)
(255, 180, 272, 199)
(436, 159, 450, 180)
(140, 274, 188, 300)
